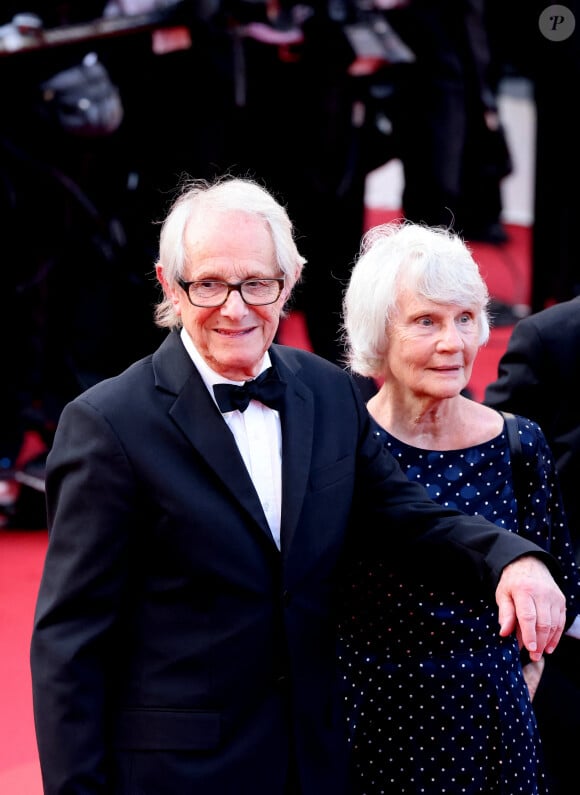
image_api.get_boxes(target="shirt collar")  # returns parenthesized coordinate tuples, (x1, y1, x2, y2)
(179, 327, 272, 395)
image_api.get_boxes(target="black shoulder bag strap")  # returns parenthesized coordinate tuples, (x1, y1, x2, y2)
(501, 410, 532, 666)
(501, 410, 524, 531)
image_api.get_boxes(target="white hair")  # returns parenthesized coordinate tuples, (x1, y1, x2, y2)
(342, 221, 491, 378)
(154, 176, 306, 329)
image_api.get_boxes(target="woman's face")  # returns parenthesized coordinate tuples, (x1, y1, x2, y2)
(384, 288, 481, 399)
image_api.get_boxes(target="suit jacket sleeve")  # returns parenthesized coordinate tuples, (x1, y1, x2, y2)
(484, 316, 547, 425)
(30, 396, 143, 793)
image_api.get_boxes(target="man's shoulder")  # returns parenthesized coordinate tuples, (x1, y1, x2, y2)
(524, 297, 580, 333)
(70, 353, 155, 413)
(507, 300, 580, 358)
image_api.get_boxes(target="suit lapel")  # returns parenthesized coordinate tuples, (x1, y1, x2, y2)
(269, 353, 315, 557)
(153, 333, 276, 547)
(152, 334, 316, 556)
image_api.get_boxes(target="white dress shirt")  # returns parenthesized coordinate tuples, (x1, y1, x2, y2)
(181, 329, 283, 549)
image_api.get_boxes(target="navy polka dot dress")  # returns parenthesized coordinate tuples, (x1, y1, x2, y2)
(339, 415, 580, 795)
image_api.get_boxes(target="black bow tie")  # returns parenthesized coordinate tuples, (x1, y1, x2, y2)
(213, 367, 286, 413)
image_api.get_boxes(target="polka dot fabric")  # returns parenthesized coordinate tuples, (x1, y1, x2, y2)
(339, 415, 580, 794)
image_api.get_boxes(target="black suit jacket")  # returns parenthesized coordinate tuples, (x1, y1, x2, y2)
(485, 298, 580, 795)
(485, 296, 580, 560)
(31, 330, 556, 795)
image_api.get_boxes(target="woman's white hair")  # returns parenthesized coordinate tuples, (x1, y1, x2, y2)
(154, 175, 306, 329)
(342, 221, 491, 378)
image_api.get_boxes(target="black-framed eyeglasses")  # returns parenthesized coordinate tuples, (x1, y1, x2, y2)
(177, 277, 285, 308)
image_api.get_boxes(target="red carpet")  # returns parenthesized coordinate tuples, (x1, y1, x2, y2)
(0, 211, 531, 794)
(0, 531, 46, 793)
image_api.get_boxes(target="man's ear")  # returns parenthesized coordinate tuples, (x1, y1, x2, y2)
(155, 262, 168, 291)
(156, 263, 181, 312)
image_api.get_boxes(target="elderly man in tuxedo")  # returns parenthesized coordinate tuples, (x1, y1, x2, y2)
(31, 176, 566, 795)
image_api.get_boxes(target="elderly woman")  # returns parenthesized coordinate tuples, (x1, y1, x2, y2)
(340, 221, 580, 795)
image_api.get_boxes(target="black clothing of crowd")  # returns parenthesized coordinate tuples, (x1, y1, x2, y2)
(2, 0, 576, 528)
(1, 0, 375, 524)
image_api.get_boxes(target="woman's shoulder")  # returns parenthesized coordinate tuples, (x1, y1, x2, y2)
(509, 413, 551, 457)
